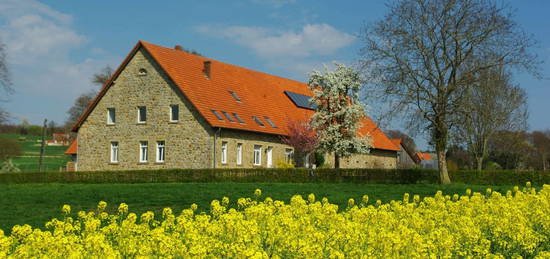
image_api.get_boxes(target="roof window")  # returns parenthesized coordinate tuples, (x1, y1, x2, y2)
(222, 111, 235, 122)
(284, 91, 317, 110)
(229, 91, 241, 102)
(252, 116, 265, 127)
(233, 113, 244, 123)
(211, 110, 224, 121)
(264, 116, 277, 128)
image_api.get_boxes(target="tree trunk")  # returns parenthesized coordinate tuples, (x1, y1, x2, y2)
(543, 153, 547, 171)
(434, 121, 451, 184)
(476, 156, 483, 171)
(335, 153, 340, 169)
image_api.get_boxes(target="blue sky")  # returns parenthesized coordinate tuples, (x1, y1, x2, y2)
(0, 0, 548, 149)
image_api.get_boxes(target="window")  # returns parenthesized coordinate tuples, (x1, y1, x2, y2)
(211, 110, 224, 121)
(233, 113, 244, 123)
(253, 145, 262, 165)
(170, 105, 179, 122)
(137, 106, 147, 123)
(266, 146, 273, 168)
(107, 108, 116, 125)
(222, 111, 235, 122)
(156, 141, 165, 163)
(252, 116, 265, 126)
(221, 141, 228, 164)
(139, 141, 148, 162)
(110, 142, 119, 163)
(138, 68, 147, 76)
(264, 116, 277, 128)
(285, 148, 294, 163)
(229, 90, 241, 102)
(236, 143, 242, 165)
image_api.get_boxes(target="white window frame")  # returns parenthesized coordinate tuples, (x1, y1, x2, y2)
(107, 108, 116, 125)
(253, 145, 262, 166)
(110, 142, 119, 163)
(170, 105, 179, 122)
(137, 106, 147, 123)
(236, 143, 242, 165)
(266, 146, 273, 168)
(156, 141, 165, 163)
(285, 148, 294, 163)
(139, 141, 148, 163)
(221, 141, 228, 164)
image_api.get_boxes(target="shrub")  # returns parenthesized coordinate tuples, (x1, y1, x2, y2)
(0, 137, 22, 161)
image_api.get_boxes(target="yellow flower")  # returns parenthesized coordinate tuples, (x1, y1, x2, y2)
(61, 205, 71, 215)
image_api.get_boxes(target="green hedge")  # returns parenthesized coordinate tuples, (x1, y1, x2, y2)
(0, 168, 548, 185)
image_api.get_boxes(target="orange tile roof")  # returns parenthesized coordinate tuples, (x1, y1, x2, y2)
(390, 138, 402, 148)
(416, 152, 432, 161)
(65, 139, 77, 155)
(72, 41, 398, 152)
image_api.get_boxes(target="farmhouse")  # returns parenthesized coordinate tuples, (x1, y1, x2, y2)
(67, 41, 399, 171)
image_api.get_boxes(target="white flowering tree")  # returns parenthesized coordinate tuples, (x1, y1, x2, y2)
(308, 63, 371, 168)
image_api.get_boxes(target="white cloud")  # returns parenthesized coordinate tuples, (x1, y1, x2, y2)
(196, 24, 354, 58)
(0, 0, 116, 124)
(195, 23, 355, 79)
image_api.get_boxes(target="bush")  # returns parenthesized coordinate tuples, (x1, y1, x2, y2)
(0, 137, 22, 161)
(0, 168, 547, 185)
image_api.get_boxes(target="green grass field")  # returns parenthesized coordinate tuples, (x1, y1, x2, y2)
(0, 182, 515, 232)
(1, 134, 71, 172)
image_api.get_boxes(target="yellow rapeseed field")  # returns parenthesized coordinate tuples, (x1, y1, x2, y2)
(1, 183, 549, 258)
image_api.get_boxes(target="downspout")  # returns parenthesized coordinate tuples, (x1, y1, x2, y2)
(213, 127, 221, 168)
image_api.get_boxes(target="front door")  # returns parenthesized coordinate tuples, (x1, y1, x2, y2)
(267, 146, 273, 168)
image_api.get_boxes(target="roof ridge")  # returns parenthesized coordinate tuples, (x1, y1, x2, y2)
(139, 40, 310, 87)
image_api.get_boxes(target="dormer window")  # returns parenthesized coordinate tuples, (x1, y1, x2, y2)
(229, 91, 241, 102)
(138, 68, 147, 76)
(233, 113, 244, 123)
(252, 116, 265, 127)
(264, 116, 277, 128)
(222, 111, 235, 122)
(211, 109, 224, 121)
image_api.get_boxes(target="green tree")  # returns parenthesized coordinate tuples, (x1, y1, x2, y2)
(308, 63, 371, 168)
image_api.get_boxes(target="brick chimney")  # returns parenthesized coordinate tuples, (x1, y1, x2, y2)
(203, 60, 211, 79)
(174, 45, 183, 51)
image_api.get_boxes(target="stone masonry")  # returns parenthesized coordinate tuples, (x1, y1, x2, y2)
(75, 47, 397, 171)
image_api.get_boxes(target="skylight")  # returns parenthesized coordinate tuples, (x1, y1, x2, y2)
(252, 116, 265, 126)
(284, 91, 317, 110)
(211, 110, 224, 121)
(233, 113, 244, 123)
(222, 111, 235, 122)
(229, 91, 241, 102)
(264, 116, 277, 128)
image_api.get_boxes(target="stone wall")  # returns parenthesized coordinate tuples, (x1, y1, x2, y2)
(77, 49, 214, 171)
(323, 149, 398, 169)
(214, 128, 293, 168)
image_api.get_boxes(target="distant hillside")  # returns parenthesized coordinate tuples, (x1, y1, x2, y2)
(1, 134, 70, 172)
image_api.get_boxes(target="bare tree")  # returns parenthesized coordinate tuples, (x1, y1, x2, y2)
(360, 0, 540, 183)
(455, 67, 528, 170)
(91, 65, 114, 86)
(64, 90, 96, 128)
(386, 130, 417, 154)
(0, 37, 13, 123)
(65, 66, 113, 128)
(530, 131, 550, 171)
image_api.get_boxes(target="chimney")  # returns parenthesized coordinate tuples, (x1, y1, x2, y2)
(174, 45, 183, 51)
(203, 60, 211, 79)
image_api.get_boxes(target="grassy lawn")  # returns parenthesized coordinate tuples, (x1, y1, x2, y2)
(1, 134, 71, 172)
(0, 182, 515, 232)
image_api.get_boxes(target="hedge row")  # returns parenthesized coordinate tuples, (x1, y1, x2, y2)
(0, 168, 548, 185)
